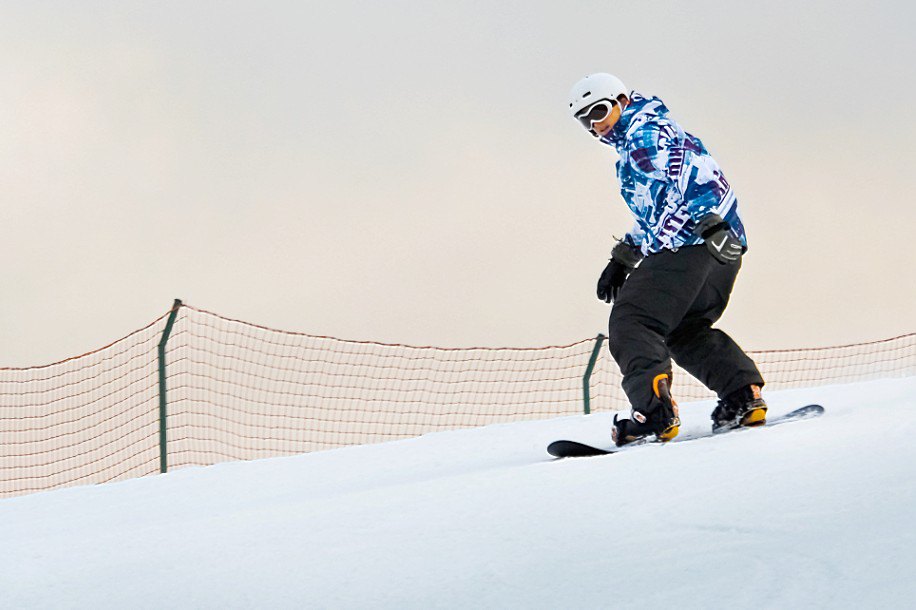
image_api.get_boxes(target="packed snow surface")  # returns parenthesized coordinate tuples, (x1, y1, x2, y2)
(2, 377, 915, 608)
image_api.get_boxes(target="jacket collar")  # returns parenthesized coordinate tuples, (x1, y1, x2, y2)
(601, 91, 665, 150)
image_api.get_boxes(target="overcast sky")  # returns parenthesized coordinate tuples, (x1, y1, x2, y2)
(2, 0, 914, 367)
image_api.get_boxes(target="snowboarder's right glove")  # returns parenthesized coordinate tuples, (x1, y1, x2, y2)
(695, 213, 744, 265)
(597, 240, 643, 303)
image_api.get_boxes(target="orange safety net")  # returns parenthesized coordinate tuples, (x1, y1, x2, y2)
(2, 303, 913, 497)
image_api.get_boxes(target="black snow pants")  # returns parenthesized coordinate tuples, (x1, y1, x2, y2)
(607, 245, 764, 413)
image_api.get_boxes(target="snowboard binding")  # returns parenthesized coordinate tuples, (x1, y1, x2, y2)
(612, 373, 680, 447)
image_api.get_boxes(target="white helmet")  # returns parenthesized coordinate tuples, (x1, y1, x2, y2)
(568, 73, 628, 118)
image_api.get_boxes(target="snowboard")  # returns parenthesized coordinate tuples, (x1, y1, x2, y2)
(547, 404, 825, 459)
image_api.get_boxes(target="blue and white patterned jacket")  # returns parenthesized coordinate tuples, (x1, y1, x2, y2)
(603, 92, 747, 256)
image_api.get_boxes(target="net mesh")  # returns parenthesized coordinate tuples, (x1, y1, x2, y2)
(2, 302, 914, 497)
(165, 306, 595, 468)
(0, 313, 168, 497)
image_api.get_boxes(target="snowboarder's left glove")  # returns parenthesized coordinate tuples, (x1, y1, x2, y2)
(695, 214, 744, 265)
(597, 240, 642, 303)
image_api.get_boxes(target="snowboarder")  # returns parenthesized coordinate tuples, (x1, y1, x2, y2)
(568, 73, 767, 446)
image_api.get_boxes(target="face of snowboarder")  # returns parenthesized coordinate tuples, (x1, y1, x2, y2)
(575, 97, 627, 138)
(591, 103, 622, 137)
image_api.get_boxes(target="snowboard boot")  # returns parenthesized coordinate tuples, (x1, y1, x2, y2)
(612, 373, 681, 447)
(711, 384, 767, 433)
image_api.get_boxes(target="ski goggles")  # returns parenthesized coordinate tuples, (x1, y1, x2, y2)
(575, 99, 616, 130)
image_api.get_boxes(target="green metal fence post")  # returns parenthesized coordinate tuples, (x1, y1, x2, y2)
(582, 333, 606, 415)
(157, 299, 183, 474)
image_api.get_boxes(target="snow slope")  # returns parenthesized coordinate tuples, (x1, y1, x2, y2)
(2, 377, 915, 609)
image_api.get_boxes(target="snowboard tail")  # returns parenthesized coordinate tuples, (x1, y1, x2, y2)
(546, 439, 615, 458)
(547, 404, 824, 459)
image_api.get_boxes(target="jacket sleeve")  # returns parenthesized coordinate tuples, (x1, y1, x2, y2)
(673, 150, 732, 223)
(624, 223, 646, 250)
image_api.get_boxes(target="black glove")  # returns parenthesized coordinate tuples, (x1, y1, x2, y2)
(597, 240, 643, 303)
(695, 214, 744, 264)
